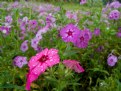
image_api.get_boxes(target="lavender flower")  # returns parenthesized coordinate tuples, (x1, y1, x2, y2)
(13, 56, 28, 68)
(20, 40, 28, 52)
(80, 0, 87, 5)
(107, 54, 118, 67)
(5, 15, 13, 24)
(28, 20, 38, 29)
(31, 38, 40, 50)
(93, 28, 100, 36)
(109, 10, 120, 20)
(65, 11, 77, 21)
(116, 32, 121, 38)
(0, 26, 11, 35)
(110, 1, 121, 8)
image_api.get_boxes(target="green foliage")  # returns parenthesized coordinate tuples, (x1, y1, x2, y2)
(0, 0, 121, 91)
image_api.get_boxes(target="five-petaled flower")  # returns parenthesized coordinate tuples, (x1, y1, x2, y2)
(26, 48, 60, 90)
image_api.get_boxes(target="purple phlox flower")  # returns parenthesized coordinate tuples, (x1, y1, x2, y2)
(20, 21, 26, 31)
(5, 15, 13, 24)
(54, 7, 60, 12)
(13, 56, 28, 68)
(19, 17, 29, 31)
(109, 10, 120, 20)
(110, 1, 121, 8)
(28, 20, 38, 29)
(22, 17, 29, 24)
(60, 23, 81, 43)
(46, 14, 56, 28)
(0, 26, 11, 35)
(66, 11, 77, 21)
(38, 4, 55, 13)
(39, 12, 48, 18)
(107, 54, 118, 67)
(12, 1, 19, 8)
(36, 46, 42, 53)
(80, 0, 87, 5)
(102, 3, 110, 13)
(83, 28, 92, 40)
(36, 25, 49, 36)
(20, 40, 28, 52)
(31, 37, 40, 50)
(39, 19, 45, 25)
(118, 27, 121, 31)
(74, 28, 92, 48)
(96, 45, 104, 52)
(93, 28, 100, 36)
(116, 31, 121, 38)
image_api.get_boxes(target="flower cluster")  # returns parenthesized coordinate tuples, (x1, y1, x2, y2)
(60, 24, 92, 48)
(25, 48, 84, 90)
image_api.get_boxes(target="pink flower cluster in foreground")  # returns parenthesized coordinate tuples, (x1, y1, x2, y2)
(26, 48, 60, 90)
(25, 48, 85, 90)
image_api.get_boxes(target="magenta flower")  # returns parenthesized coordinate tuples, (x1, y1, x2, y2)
(107, 54, 118, 67)
(20, 40, 28, 52)
(80, 0, 87, 5)
(63, 60, 85, 73)
(60, 24, 80, 43)
(93, 28, 100, 36)
(74, 29, 92, 48)
(109, 10, 120, 20)
(26, 48, 60, 90)
(13, 56, 28, 68)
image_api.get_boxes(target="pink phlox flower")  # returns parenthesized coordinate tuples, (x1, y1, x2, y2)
(117, 31, 121, 38)
(63, 60, 85, 73)
(26, 48, 60, 90)
(60, 23, 81, 43)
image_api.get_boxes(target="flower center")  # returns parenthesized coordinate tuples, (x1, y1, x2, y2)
(110, 59, 113, 62)
(67, 30, 73, 36)
(39, 55, 48, 62)
(80, 36, 84, 41)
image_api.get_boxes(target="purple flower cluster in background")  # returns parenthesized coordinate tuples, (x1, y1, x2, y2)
(109, 10, 120, 20)
(110, 1, 121, 8)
